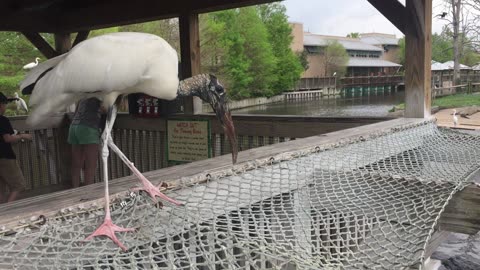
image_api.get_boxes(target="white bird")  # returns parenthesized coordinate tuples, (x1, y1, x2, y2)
(13, 92, 28, 113)
(21, 32, 238, 251)
(452, 109, 459, 126)
(22, 57, 40, 70)
(332, 72, 337, 77)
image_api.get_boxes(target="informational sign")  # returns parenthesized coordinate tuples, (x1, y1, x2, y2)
(167, 119, 211, 162)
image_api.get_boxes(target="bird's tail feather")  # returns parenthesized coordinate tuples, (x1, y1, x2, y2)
(26, 93, 76, 128)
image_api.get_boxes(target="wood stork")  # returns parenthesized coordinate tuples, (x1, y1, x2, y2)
(452, 109, 459, 126)
(13, 92, 28, 113)
(22, 57, 40, 70)
(20, 32, 238, 251)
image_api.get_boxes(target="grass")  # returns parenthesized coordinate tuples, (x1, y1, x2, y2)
(389, 92, 480, 112)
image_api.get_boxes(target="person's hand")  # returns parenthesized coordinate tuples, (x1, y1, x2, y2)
(20, 133, 33, 141)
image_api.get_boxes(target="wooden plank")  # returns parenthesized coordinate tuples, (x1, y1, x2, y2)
(439, 180, 480, 234)
(404, 0, 432, 118)
(366, 0, 406, 34)
(21, 31, 57, 59)
(179, 12, 202, 115)
(0, 118, 425, 229)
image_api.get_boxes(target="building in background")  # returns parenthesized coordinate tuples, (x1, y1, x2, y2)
(291, 22, 402, 77)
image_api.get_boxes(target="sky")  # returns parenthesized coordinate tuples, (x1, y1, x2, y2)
(282, 0, 449, 38)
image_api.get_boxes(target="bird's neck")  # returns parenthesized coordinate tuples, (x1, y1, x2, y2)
(177, 74, 209, 98)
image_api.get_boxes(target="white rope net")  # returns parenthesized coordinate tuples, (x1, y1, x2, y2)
(1, 121, 480, 269)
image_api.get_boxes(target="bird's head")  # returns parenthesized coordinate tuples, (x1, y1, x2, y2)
(35, 57, 40, 61)
(178, 74, 238, 164)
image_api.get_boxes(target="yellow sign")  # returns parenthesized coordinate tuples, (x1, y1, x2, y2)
(167, 120, 211, 162)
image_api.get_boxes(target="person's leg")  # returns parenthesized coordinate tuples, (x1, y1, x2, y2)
(3, 159, 26, 203)
(6, 190, 20, 202)
(83, 144, 99, 185)
(71, 145, 85, 188)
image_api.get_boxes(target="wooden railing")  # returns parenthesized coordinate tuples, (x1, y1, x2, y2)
(9, 114, 390, 197)
(340, 75, 404, 87)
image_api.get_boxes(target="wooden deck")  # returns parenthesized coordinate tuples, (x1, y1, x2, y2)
(434, 108, 480, 130)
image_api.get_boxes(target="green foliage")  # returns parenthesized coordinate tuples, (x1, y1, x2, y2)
(346, 32, 360, 38)
(433, 93, 480, 108)
(323, 41, 349, 77)
(258, 3, 304, 95)
(431, 33, 454, 63)
(201, 4, 303, 100)
(398, 37, 405, 66)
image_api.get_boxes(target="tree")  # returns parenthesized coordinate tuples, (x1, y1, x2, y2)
(258, 3, 304, 94)
(438, 0, 480, 82)
(346, 32, 360, 38)
(323, 41, 349, 77)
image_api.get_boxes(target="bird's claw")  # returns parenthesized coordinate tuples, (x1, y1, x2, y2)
(131, 180, 183, 206)
(84, 216, 136, 252)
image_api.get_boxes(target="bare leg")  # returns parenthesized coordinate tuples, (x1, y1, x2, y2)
(84, 106, 135, 251)
(84, 144, 100, 185)
(103, 106, 181, 205)
(107, 138, 182, 205)
(7, 190, 20, 202)
(71, 145, 85, 188)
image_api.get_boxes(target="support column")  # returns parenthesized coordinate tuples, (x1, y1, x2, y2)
(404, 0, 432, 118)
(179, 12, 202, 114)
(54, 32, 72, 54)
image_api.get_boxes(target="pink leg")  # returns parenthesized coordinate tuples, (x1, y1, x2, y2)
(107, 138, 183, 206)
(84, 106, 135, 251)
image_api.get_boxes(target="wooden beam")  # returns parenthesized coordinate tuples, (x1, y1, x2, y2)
(72, 30, 90, 47)
(0, 0, 279, 33)
(54, 32, 72, 54)
(179, 12, 202, 114)
(404, 0, 432, 118)
(21, 31, 57, 59)
(366, 0, 406, 34)
(439, 182, 480, 235)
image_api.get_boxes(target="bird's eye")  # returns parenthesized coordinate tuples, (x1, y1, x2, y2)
(215, 86, 224, 94)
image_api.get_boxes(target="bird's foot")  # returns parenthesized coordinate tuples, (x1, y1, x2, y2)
(84, 215, 135, 252)
(131, 174, 183, 206)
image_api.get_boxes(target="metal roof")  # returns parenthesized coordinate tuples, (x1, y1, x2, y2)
(348, 58, 402, 67)
(304, 34, 383, 52)
(431, 61, 450, 71)
(442, 61, 472, 70)
(360, 35, 399, 46)
(473, 64, 480, 71)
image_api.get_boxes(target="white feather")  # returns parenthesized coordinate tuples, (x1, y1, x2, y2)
(22, 32, 180, 127)
(13, 92, 28, 113)
(22, 57, 40, 70)
(453, 109, 459, 126)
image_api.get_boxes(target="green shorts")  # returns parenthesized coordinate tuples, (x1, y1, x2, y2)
(68, 124, 100, 145)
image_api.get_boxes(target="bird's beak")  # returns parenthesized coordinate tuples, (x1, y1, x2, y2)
(213, 100, 238, 164)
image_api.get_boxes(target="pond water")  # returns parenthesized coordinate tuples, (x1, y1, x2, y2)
(232, 90, 405, 117)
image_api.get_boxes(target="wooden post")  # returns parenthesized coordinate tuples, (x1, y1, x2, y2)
(54, 32, 72, 54)
(404, 0, 432, 118)
(179, 12, 202, 115)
